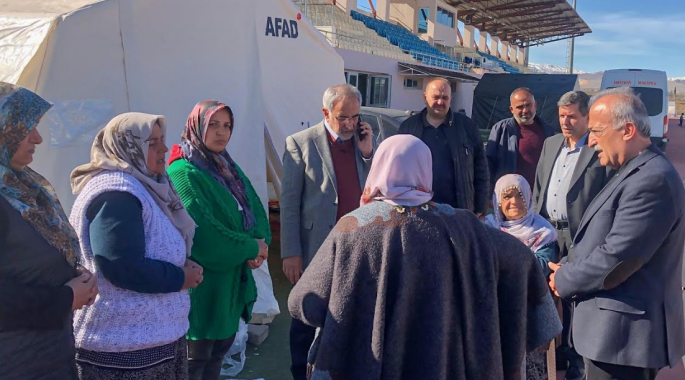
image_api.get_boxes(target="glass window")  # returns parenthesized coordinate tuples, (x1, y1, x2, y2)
(608, 87, 664, 116)
(437, 7, 454, 28)
(369, 76, 390, 107)
(418, 8, 429, 34)
(404, 78, 419, 88)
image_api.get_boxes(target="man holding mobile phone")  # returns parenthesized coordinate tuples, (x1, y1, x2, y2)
(280, 83, 375, 380)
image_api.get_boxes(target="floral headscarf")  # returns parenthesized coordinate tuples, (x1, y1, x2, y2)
(361, 135, 433, 207)
(70, 112, 196, 255)
(0, 82, 80, 267)
(484, 174, 557, 252)
(180, 100, 255, 231)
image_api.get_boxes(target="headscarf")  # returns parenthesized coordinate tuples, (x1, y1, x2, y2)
(179, 100, 255, 231)
(0, 82, 79, 267)
(484, 174, 557, 252)
(70, 112, 196, 255)
(360, 134, 433, 207)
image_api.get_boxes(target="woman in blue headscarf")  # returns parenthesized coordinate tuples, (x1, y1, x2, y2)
(0, 82, 98, 380)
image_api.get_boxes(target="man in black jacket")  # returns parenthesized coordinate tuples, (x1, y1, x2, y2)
(398, 77, 489, 215)
(486, 87, 556, 192)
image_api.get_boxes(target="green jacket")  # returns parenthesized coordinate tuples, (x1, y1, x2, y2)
(168, 158, 271, 340)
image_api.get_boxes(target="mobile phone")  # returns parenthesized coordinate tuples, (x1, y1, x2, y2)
(357, 114, 366, 141)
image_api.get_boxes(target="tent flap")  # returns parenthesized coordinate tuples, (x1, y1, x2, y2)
(471, 73, 579, 132)
(0, 15, 55, 84)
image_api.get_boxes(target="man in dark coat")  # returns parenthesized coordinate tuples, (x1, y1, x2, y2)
(549, 88, 685, 380)
(397, 77, 489, 215)
(486, 87, 556, 192)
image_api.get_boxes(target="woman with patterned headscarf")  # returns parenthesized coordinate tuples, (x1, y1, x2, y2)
(0, 83, 98, 380)
(167, 100, 271, 380)
(69, 113, 203, 380)
(485, 174, 559, 380)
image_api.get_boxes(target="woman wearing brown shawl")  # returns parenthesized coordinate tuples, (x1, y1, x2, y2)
(0, 82, 98, 380)
(288, 134, 562, 380)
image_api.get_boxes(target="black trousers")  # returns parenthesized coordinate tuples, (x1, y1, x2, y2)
(187, 335, 236, 380)
(584, 358, 658, 380)
(290, 318, 316, 380)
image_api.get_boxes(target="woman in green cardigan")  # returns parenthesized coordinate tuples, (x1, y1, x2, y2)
(167, 100, 271, 380)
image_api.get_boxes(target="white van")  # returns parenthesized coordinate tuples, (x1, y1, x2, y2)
(600, 69, 669, 149)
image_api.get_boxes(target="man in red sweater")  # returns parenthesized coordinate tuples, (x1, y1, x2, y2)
(280, 84, 375, 380)
(486, 87, 557, 191)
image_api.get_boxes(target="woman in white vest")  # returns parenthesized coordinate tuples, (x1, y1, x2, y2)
(69, 113, 203, 379)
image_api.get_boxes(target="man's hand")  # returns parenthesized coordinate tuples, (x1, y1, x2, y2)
(283, 256, 304, 285)
(356, 121, 373, 159)
(548, 262, 561, 297)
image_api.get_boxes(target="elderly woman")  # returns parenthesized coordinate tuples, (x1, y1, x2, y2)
(69, 113, 203, 380)
(289, 135, 561, 380)
(485, 174, 559, 380)
(167, 100, 271, 380)
(0, 83, 98, 380)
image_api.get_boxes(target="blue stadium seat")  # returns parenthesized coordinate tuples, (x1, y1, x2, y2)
(350, 9, 464, 72)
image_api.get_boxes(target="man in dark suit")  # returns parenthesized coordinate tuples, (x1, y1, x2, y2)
(549, 87, 685, 380)
(533, 91, 614, 380)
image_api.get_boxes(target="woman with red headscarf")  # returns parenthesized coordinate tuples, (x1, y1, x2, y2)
(167, 100, 271, 380)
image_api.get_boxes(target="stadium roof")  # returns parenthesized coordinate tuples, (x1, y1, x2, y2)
(445, 0, 591, 47)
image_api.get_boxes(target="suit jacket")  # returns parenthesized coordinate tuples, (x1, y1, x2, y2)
(280, 121, 373, 269)
(555, 145, 685, 368)
(398, 108, 489, 214)
(532, 134, 614, 240)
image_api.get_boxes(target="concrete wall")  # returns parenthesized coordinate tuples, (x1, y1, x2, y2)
(389, 0, 416, 32)
(416, 0, 436, 43)
(336, 48, 426, 111)
(336, 48, 476, 114)
(432, 1, 458, 47)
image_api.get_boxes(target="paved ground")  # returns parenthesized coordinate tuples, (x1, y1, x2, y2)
(227, 118, 685, 380)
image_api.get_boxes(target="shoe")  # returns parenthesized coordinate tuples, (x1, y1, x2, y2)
(563, 365, 584, 380)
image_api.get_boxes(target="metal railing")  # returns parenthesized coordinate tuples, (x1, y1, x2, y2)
(317, 29, 414, 61)
(410, 51, 465, 72)
(293, 2, 335, 27)
(293, 0, 467, 73)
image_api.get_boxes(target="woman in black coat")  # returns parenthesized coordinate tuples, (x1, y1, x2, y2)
(0, 82, 98, 380)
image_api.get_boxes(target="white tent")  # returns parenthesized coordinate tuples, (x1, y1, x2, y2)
(0, 0, 345, 325)
(0, 0, 344, 211)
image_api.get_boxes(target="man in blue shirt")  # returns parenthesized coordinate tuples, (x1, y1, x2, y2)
(532, 90, 614, 380)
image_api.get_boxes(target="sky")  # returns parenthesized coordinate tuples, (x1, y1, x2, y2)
(357, 0, 685, 77)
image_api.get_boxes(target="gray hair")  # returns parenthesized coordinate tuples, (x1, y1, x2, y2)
(589, 87, 651, 138)
(510, 87, 535, 103)
(322, 84, 362, 112)
(558, 90, 590, 116)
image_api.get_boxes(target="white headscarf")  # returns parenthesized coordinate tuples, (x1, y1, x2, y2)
(484, 174, 557, 252)
(70, 112, 196, 255)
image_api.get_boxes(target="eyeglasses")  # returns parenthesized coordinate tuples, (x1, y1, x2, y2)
(334, 114, 360, 124)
